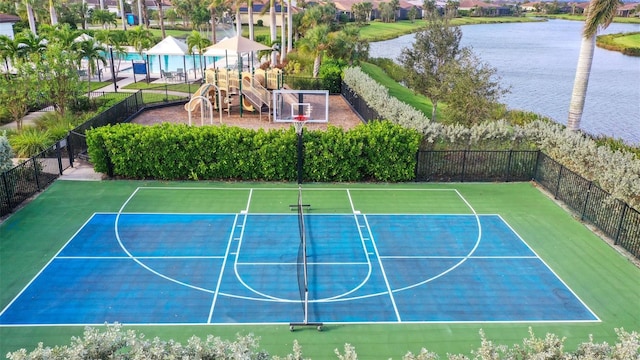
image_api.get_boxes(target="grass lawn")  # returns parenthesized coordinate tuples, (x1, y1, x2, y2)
(613, 32, 640, 47)
(359, 62, 446, 121)
(1, 181, 639, 358)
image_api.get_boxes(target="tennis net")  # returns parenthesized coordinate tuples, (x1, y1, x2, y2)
(290, 186, 323, 331)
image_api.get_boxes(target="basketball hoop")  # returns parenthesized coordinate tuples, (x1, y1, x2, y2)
(293, 115, 308, 135)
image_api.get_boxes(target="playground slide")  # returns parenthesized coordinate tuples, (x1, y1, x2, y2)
(240, 79, 270, 112)
(184, 84, 213, 112)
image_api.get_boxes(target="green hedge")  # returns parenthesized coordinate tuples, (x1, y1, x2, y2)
(86, 121, 421, 182)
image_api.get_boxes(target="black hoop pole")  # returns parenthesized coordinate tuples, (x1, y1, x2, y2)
(297, 127, 303, 185)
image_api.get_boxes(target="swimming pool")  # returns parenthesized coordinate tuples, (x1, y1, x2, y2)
(113, 52, 221, 74)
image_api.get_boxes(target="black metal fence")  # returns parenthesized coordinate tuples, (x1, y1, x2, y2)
(416, 150, 538, 182)
(341, 83, 379, 124)
(68, 91, 144, 160)
(3, 85, 639, 261)
(343, 81, 639, 260)
(1, 91, 144, 217)
(1, 140, 72, 216)
(534, 152, 640, 259)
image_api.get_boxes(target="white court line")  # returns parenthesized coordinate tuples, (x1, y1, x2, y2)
(0, 213, 98, 318)
(208, 212, 242, 323)
(56, 256, 226, 260)
(361, 213, 402, 322)
(496, 214, 601, 322)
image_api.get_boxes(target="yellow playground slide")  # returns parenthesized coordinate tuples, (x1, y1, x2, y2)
(184, 84, 213, 112)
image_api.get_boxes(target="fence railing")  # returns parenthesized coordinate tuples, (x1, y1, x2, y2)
(343, 81, 639, 260)
(1, 91, 144, 217)
(1, 140, 72, 216)
(340, 83, 379, 124)
(68, 91, 144, 160)
(534, 152, 640, 259)
(416, 150, 538, 182)
(3, 85, 639, 261)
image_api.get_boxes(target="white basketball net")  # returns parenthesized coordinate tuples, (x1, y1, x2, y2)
(293, 117, 307, 135)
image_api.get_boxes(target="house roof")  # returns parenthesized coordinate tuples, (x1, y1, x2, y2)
(70, 0, 172, 8)
(0, 13, 21, 23)
(459, 0, 502, 10)
(331, 0, 416, 12)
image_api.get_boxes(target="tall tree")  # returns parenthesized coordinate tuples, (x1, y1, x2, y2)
(128, 25, 153, 56)
(24, 0, 37, 34)
(0, 61, 40, 130)
(15, 30, 47, 63)
(187, 30, 211, 76)
(296, 23, 330, 77)
(442, 49, 508, 125)
(0, 35, 20, 72)
(209, 0, 231, 43)
(398, 14, 464, 122)
(38, 44, 82, 116)
(76, 38, 107, 94)
(287, 0, 292, 52)
(269, 0, 277, 64)
(49, 0, 58, 25)
(567, 0, 620, 131)
(92, 9, 117, 29)
(155, 0, 167, 38)
(247, 0, 254, 40)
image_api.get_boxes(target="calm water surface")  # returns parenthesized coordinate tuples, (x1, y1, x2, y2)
(369, 19, 640, 144)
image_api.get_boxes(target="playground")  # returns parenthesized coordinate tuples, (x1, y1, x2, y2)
(133, 91, 363, 130)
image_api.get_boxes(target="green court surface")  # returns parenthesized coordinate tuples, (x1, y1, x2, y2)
(1, 181, 639, 358)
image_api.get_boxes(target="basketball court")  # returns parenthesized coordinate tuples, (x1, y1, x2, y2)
(0, 187, 598, 327)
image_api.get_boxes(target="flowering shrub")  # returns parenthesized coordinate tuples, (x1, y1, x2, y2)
(8, 326, 638, 359)
(343, 66, 640, 208)
(0, 131, 13, 172)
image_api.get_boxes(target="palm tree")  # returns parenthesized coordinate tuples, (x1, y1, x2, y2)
(95, 29, 128, 76)
(0, 35, 19, 73)
(42, 23, 78, 48)
(49, 0, 58, 25)
(296, 24, 330, 78)
(247, 0, 255, 40)
(269, 0, 277, 65)
(24, 0, 37, 34)
(155, 0, 167, 39)
(187, 30, 211, 77)
(567, 0, 620, 131)
(92, 9, 117, 29)
(128, 25, 153, 56)
(77, 38, 107, 94)
(15, 30, 47, 62)
(287, 0, 292, 52)
(208, 0, 230, 44)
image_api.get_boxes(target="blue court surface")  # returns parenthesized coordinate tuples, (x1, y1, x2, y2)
(0, 210, 598, 326)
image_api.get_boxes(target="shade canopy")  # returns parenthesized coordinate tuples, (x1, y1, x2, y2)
(203, 35, 271, 55)
(145, 35, 190, 56)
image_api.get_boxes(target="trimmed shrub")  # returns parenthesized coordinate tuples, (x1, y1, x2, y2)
(86, 121, 421, 182)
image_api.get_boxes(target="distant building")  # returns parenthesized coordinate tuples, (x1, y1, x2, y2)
(330, 0, 420, 21)
(0, 13, 20, 40)
(458, 0, 511, 16)
(616, 2, 639, 17)
(69, 0, 173, 16)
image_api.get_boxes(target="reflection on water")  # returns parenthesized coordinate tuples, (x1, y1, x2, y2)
(369, 19, 640, 144)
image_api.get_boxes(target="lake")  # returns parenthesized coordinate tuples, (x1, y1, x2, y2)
(368, 19, 640, 145)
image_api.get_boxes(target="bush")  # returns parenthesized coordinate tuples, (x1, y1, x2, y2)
(319, 63, 343, 94)
(7, 325, 638, 359)
(0, 130, 13, 172)
(343, 66, 640, 208)
(8, 128, 54, 158)
(86, 121, 421, 182)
